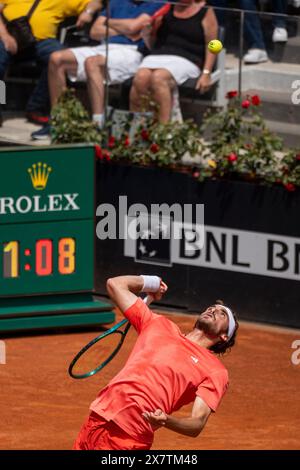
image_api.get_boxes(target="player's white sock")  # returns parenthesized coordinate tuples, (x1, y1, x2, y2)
(93, 113, 104, 129)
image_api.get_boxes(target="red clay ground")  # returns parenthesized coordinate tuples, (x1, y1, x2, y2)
(0, 307, 299, 450)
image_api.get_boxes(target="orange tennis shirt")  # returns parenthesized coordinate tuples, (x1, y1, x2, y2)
(90, 298, 229, 445)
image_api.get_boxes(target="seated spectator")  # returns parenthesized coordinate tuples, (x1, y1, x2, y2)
(130, 0, 218, 123)
(31, 0, 162, 139)
(0, 0, 102, 125)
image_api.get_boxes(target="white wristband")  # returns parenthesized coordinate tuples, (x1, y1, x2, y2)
(140, 275, 161, 293)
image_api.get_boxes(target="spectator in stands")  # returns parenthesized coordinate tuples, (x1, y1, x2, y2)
(31, 0, 162, 139)
(0, 0, 102, 126)
(240, 0, 288, 64)
(272, 1, 288, 42)
(130, 0, 218, 123)
(209, 0, 227, 26)
(238, 0, 268, 64)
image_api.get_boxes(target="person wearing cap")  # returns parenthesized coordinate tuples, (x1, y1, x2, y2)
(74, 274, 239, 450)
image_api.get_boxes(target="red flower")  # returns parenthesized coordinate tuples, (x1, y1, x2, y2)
(141, 129, 150, 141)
(193, 171, 200, 178)
(103, 150, 111, 161)
(227, 152, 238, 162)
(284, 183, 296, 192)
(295, 154, 300, 161)
(251, 95, 261, 106)
(150, 143, 159, 153)
(124, 136, 130, 147)
(226, 90, 238, 99)
(242, 100, 251, 109)
(94, 144, 103, 160)
(108, 136, 116, 148)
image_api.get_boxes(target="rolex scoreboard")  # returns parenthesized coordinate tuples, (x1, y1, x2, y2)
(0, 144, 114, 331)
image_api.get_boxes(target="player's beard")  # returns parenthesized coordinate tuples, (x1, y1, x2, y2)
(194, 316, 219, 338)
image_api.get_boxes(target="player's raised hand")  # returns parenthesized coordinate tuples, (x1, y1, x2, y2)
(152, 280, 168, 301)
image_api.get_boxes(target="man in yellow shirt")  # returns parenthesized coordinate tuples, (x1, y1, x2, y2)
(0, 0, 102, 124)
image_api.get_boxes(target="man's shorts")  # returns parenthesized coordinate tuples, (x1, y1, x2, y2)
(73, 412, 150, 450)
(139, 54, 200, 85)
(68, 44, 142, 83)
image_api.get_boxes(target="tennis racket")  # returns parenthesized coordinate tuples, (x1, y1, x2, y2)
(68, 295, 154, 379)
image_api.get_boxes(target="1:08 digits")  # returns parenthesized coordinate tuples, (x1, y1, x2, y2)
(3, 238, 75, 278)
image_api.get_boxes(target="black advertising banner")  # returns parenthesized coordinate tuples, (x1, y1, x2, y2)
(96, 163, 300, 328)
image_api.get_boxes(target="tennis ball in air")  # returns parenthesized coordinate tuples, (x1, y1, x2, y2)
(208, 39, 223, 54)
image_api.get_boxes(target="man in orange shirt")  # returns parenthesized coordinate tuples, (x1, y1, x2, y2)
(74, 274, 239, 450)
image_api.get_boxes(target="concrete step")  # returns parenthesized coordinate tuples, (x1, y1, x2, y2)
(264, 119, 300, 148)
(225, 60, 300, 93)
(271, 35, 300, 64)
(0, 114, 50, 146)
(244, 89, 300, 125)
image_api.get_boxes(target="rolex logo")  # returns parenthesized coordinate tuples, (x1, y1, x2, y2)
(28, 162, 52, 190)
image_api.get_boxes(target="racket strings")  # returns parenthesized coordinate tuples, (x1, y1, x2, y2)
(70, 331, 124, 378)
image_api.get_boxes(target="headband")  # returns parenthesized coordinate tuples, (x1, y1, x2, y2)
(216, 304, 236, 340)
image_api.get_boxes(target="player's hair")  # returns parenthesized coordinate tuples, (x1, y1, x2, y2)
(210, 299, 239, 355)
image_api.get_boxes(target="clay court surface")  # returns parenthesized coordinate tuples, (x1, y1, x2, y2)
(1, 306, 299, 450)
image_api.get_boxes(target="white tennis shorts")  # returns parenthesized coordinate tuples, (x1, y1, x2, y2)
(138, 54, 201, 85)
(68, 44, 143, 83)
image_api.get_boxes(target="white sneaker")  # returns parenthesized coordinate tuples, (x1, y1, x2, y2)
(272, 27, 288, 42)
(243, 49, 268, 64)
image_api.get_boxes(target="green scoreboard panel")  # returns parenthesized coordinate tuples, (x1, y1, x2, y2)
(0, 145, 114, 331)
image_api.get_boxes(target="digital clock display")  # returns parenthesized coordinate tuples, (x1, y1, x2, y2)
(0, 220, 94, 297)
(3, 238, 76, 278)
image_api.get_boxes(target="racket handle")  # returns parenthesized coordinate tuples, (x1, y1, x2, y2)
(143, 294, 154, 306)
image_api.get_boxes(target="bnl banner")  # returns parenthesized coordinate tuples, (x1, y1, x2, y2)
(124, 216, 300, 282)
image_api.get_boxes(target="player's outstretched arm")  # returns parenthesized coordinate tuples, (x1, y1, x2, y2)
(106, 275, 168, 314)
(142, 397, 211, 438)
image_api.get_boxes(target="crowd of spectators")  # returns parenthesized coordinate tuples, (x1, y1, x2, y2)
(0, 1, 298, 137)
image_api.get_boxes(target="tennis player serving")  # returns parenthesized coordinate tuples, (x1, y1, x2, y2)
(74, 275, 239, 450)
